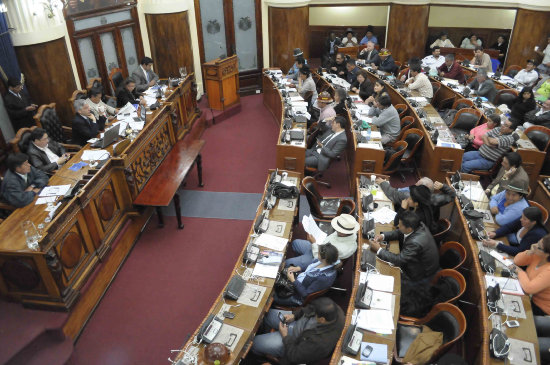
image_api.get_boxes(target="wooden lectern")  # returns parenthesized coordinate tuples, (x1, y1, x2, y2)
(203, 55, 240, 111)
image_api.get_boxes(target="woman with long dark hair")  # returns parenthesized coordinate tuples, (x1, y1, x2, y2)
(510, 87, 536, 123)
(394, 185, 437, 233)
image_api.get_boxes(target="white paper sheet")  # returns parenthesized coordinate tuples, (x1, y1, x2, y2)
(371, 206, 397, 224)
(81, 150, 110, 161)
(365, 273, 395, 292)
(36, 196, 57, 205)
(252, 263, 279, 278)
(485, 275, 524, 296)
(369, 290, 394, 311)
(39, 184, 71, 197)
(301, 214, 327, 245)
(255, 233, 288, 251)
(356, 309, 394, 334)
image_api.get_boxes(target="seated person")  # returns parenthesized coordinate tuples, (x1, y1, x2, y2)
(72, 99, 106, 146)
(490, 35, 508, 67)
(535, 36, 550, 75)
(286, 56, 305, 82)
(315, 91, 336, 127)
(290, 65, 317, 106)
(514, 59, 539, 87)
(131, 56, 159, 92)
(394, 185, 437, 233)
(524, 98, 550, 129)
(86, 87, 118, 121)
(0, 153, 49, 208)
(430, 32, 455, 48)
(509, 87, 537, 124)
(274, 243, 339, 307)
(27, 128, 69, 173)
(350, 69, 374, 101)
(369, 211, 439, 284)
(470, 46, 492, 71)
(329, 53, 347, 79)
(331, 88, 348, 116)
(324, 32, 340, 60)
(287, 48, 306, 79)
(460, 34, 482, 49)
(368, 93, 400, 145)
(422, 46, 446, 70)
(372, 49, 397, 74)
(250, 297, 344, 363)
(484, 206, 547, 256)
(345, 59, 360, 85)
(377, 176, 456, 221)
(468, 69, 497, 103)
(364, 79, 387, 106)
(305, 116, 347, 171)
(489, 180, 530, 226)
(534, 78, 550, 101)
(467, 113, 501, 149)
(4, 77, 38, 130)
(461, 117, 517, 173)
(534, 316, 550, 363)
(341, 28, 358, 47)
(286, 214, 359, 270)
(359, 26, 378, 45)
(116, 78, 146, 108)
(405, 64, 433, 100)
(485, 151, 529, 197)
(438, 54, 465, 84)
(513, 234, 550, 316)
(358, 41, 379, 64)
(400, 57, 421, 82)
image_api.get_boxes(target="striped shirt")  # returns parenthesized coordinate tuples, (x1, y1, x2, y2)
(478, 127, 518, 162)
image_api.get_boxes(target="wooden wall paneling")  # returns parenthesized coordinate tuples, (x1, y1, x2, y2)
(14, 38, 77, 126)
(386, 4, 429, 64)
(145, 11, 195, 78)
(268, 6, 309, 71)
(308, 26, 386, 59)
(506, 9, 550, 69)
(427, 27, 511, 55)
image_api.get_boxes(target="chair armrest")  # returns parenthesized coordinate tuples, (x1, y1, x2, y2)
(398, 315, 421, 324)
(61, 144, 81, 152)
(0, 201, 17, 211)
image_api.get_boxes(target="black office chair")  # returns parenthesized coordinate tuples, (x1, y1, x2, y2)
(525, 126, 550, 152)
(494, 89, 518, 109)
(302, 177, 356, 220)
(449, 108, 481, 133)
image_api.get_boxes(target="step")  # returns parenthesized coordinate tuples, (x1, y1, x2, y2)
(6, 330, 73, 365)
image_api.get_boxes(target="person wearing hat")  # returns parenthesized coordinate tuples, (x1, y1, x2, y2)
(286, 56, 306, 82)
(359, 26, 378, 45)
(372, 48, 397, 74)
(285, 214, 359, 270)
(314, 91, 336, 137)
(345, 59, 361, 85)
(329, 53, 347, 79)
(514, 60, 540, 88)
(4, 77, 38, 130)
(489, 180, 530, 226)
(287, 48, 307, 78)
(370, 210, 439, 284)
(350, 69, 374, 101)
(341, 28, 358, 47)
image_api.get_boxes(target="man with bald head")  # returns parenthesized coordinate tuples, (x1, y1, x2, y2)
(375, 176, 456, 220)
(359, 41, 379, 65)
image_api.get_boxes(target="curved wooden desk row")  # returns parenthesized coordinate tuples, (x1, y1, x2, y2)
(174, 170, 301, 365)
(329, 174, 402, 365)
(533, 176, 550, 233)
(439, 47, 500, 61)
(444, 173, 539, 364)
(0, 75, 200, 311)
(434, 75, 545, 192)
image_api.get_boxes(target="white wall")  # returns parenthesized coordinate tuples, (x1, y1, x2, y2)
(429, 6, 517, 29)
(309, 5, 389, 27)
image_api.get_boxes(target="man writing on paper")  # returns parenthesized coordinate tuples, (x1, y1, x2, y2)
(285, 214, 359, 270)
(0, 153, 49, 208)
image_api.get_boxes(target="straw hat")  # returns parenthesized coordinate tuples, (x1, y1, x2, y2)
(379, 49, 392, 56)
(331, 214, 360, 234)
(317, 91, 334, 104)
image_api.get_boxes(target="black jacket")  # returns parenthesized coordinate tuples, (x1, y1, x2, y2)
(359, 48, 380, 64)
(0, 167, 49, 208)
(346, 66, 361, 84)
(27, 141, 66, 173)
(71, 114, 104, 146)
(379, 223, 440, 283)
(376, 55, 397, 74)
(510, 98, 536, 123)
(328, 60, 347, 80)
(494, 219, 548, 256)
(281, 301, 345, 365)
(525, 107, 550, 128)
(351, 79, 375, 101)
(4, 92, 36, 130)
(116, 88, 141, 108)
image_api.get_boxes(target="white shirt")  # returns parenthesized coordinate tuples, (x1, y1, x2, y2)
(422, 55, 445, 69)
(141, 65, 149, 82)
(514, 69, 539, 87)
(16, 172, 27, 183)
(543, 44, 550, 64)
(9, 90, 21, 98)
(377, 231, 412, 255)
(341, 37, 358, 47)
(430, 39, 455, 48)
(312, 231, 358, 260)
(33, 143, 59, 164)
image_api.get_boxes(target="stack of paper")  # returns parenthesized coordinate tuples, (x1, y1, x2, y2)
(360, 272, 395, 292)
(485, 275, 524, 295)
(81, 150, 110, 161)
(252, 263, 278, 278)
(461, 183, 485, 201)
(356, 309, 394, 334)
(255, 233, 288, 251)
(369, 290, 393, 311)
(371, 206, 397, 224)
(301, 215, 327, 244)
(39, 185, 71, 197)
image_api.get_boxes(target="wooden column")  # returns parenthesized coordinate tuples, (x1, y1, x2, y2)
(506, 9, 550, 69)
(145, 11, 195, 77)
(268, 6, 309, 72)
(386, 4, 429, 64)
(14, 38, 77, 125)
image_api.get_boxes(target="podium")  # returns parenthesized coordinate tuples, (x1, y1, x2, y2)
(203, 55, 240, 111)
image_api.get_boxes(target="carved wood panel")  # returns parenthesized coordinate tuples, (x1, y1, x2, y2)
(0, 257, 41, 292)
(284, 157, 297, 171)
(269, 6, 309, 72)
(361, 160, 376, 173)
(55, 219, 93, 287)
(439, 159, 455, 172)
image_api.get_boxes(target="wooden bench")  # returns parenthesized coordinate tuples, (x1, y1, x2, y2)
(134, 139, 205, 229)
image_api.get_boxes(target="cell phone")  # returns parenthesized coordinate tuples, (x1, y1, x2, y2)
(278, 312, 286, 324)
(223, 311, 235, 319)
(362, 345, 373, 358)
(505, 320, 520, 328)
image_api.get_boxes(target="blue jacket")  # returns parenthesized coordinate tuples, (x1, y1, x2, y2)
(489, 191, 529, 226)
(293, 262, 337, 300)
(494, 219, 548, 256)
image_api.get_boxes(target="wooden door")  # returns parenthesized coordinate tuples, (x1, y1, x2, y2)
(195, 0, 263, 95)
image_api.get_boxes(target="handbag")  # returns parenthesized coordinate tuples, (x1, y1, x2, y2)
(271, 183, 299, 199)
(274, 269, 295, 299)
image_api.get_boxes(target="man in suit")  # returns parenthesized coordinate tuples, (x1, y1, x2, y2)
(3, 77, 37, 131)
(72, 99, 105, 146)
(27, 128, 69, 173)
(0, 153, 49, 208)
(116, 78, 146, 108)
(370, 211, 439, 284)
(131, 57, 159, 92)
(372, 48, 397, 74)
(524, 98, 550, 129)
(345, 59, 360, 85)
(468, 68, 497, 103)
(358, 41, 379, 65)
(305, 116, 347, 171)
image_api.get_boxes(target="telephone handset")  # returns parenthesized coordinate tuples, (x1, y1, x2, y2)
(342, 324, 362, 356)
(196, 314, 223, 344)
(355, 283, 373, 309)
(243, 244, 260, 265)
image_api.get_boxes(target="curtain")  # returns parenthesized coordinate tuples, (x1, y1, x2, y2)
(0, 0, 21, 85)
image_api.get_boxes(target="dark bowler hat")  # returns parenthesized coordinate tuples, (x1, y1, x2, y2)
(504, 180, 529, 195)
(346, 27, 354, 34)
(293, 48, 303, 57)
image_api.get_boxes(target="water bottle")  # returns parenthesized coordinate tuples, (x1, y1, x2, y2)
(21, 220, 40, 251)
(366, 123, 371, 141)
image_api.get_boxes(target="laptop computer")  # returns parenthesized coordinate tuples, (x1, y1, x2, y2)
(91, 124, 121, 148)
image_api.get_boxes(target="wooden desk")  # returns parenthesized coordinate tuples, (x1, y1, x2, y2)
(134, 139, 205, 229)
(445, 173, 540, 364)
(336, 45, 367, 59)
(0, 74, 200, 314)
(533, 176, 550, 232)
(330, 174, 401, 364)
(174, 170, 301, 365)
(440, 47, 500, 61)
